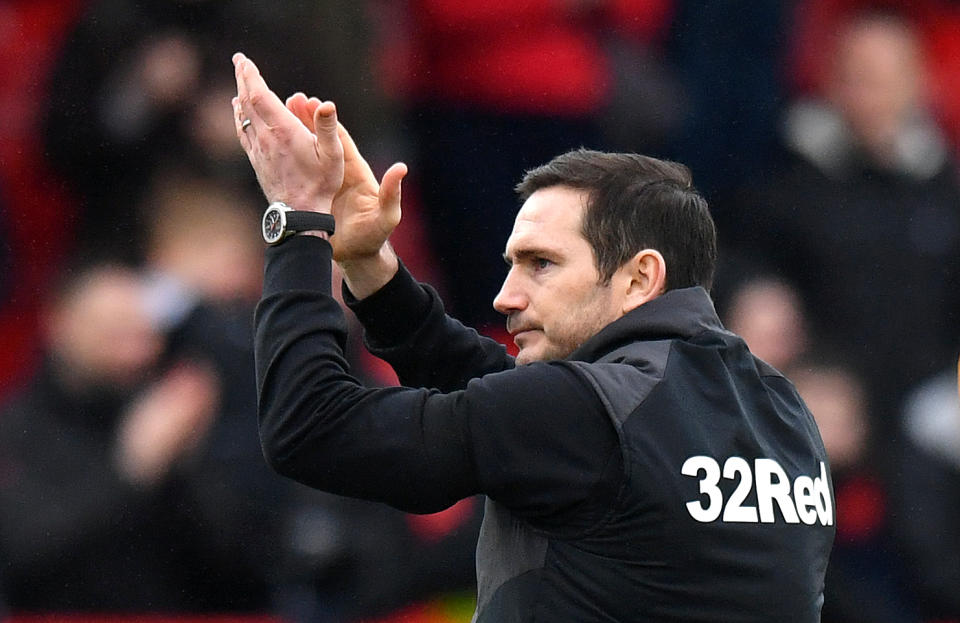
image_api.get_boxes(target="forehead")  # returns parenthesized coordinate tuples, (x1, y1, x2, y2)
(504, 186, 590, 257)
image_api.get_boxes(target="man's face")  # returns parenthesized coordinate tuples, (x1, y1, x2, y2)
(830, 17, 921, 156)
(494, 186, 626, 365)
(47, 269, 163, 391)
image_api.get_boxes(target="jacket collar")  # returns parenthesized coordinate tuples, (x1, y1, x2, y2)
(568, 286, 724, 363)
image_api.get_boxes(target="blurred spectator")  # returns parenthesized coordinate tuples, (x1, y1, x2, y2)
(733, 8, 960, 430)
(788, 0, 960, 153)
(276, 490, 482, 622)
(790, 358, 919, 623)
(42, 0, 370, 263)
(377, 0, 676, 329)
(791, 8, 945, 174)
(889, 366, 960, 620)
(140, 170, 289, 611)
(142, 170, 264, 318)
(135, 170, 482, 621)
(721, 275, 809, 372)
(0, 263, 250, 610)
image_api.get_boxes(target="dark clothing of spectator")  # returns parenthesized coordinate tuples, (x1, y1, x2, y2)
(161, 300, 288, 604)
(277, 490, 482, 622)
(891, 437, 960, 620)
(889, 371, 960, 620)
(731, 107, 960, 430)
(0, 358, 268, 611)
(0, 294, 284, 613)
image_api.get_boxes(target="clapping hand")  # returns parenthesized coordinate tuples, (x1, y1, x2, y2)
(232, 52, 343, 213)
(284, 93, 408, 297)
(283, 93, 407, 262)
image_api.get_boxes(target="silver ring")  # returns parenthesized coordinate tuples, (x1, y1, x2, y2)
(241, 118, 252, 132)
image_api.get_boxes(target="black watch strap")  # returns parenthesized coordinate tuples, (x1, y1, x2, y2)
(286, 210, 335, 235)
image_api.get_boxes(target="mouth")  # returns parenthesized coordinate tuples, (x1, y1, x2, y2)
(510, 328, 540, 347)
(507, 322, 537, 337)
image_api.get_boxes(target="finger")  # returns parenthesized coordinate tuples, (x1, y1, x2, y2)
(312, 100, 341, 158)
(299, 98, 323, 133)
(235, 53, 288, 127)
(379, 162, 408, 227)
(285, 96, 324, 134)
(337, 122, 374, 181)
(285, 92, 313, 129)
(232, 95, 253, 150)
(306, 97, 322, 112)
(233, 52, 249, 110)
(312, 100, 339, 136)
(233, 53, 258, 142)
(232, 95, 242, 135)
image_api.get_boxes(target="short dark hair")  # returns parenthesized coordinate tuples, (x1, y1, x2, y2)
(516, 149, 717, 291)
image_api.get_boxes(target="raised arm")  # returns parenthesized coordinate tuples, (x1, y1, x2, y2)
(283, 93, 513, 390)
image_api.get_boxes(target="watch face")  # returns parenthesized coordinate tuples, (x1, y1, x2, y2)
(262, 207, 284, 244)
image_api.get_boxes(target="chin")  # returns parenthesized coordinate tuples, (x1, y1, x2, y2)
(515, 345, 549, 365)
(515, 351, 535, 366)
(516, 345, 568, 365)
(515, 332, 578, 363)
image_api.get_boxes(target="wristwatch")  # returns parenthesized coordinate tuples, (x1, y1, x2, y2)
(261, 202, 336, 245)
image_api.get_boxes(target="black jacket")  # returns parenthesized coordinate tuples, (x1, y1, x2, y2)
(255, 236, 835, 621)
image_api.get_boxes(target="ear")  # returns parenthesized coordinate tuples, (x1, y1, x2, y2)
(619, 249, 667, 314)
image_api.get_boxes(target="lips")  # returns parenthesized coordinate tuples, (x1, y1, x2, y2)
(510, 328, 541, 350)
(506, 321, 538, 337)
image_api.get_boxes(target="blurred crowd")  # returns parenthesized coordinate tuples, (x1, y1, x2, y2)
(0, 0, 958, 622)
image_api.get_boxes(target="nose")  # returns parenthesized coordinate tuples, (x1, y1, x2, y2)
(493, 266, 527, 316)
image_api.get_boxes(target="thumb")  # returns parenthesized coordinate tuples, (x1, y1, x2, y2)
(312, 100, 339, 137)
(379, 162, 407, 227)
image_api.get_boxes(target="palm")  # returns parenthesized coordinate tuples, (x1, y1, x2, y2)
(330, 147, 399, 262)
(284, 95, 405, 262)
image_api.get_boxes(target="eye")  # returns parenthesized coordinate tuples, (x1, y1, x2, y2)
(534, 257, 552, 271)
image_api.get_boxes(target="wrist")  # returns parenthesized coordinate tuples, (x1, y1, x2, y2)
(268, 196, 334, 214)
(262, 202, 334, 245)
(339, 244, 399, 300)
(296, 230, 330, 241)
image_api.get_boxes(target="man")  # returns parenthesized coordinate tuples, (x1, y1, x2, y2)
(735, 9, 960, 432)
(233, 52, 835, 621)
(0, 263, 236, 609)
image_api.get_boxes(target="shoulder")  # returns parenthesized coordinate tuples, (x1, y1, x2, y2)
(454, 362, 624, 528)
(459, 360, 608, 420)
(566, 340, 674, 425)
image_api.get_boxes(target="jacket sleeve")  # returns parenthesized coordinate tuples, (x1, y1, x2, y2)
(344, 260, 515, 392)
(255, 237, 619, 525)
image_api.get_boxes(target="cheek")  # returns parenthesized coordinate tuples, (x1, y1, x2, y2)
(541, 290, 614, 350)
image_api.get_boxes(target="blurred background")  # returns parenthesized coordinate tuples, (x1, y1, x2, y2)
(0, 0, 957, 621)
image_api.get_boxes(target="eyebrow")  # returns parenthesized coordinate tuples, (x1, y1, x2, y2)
(502, 247, 558, 266)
